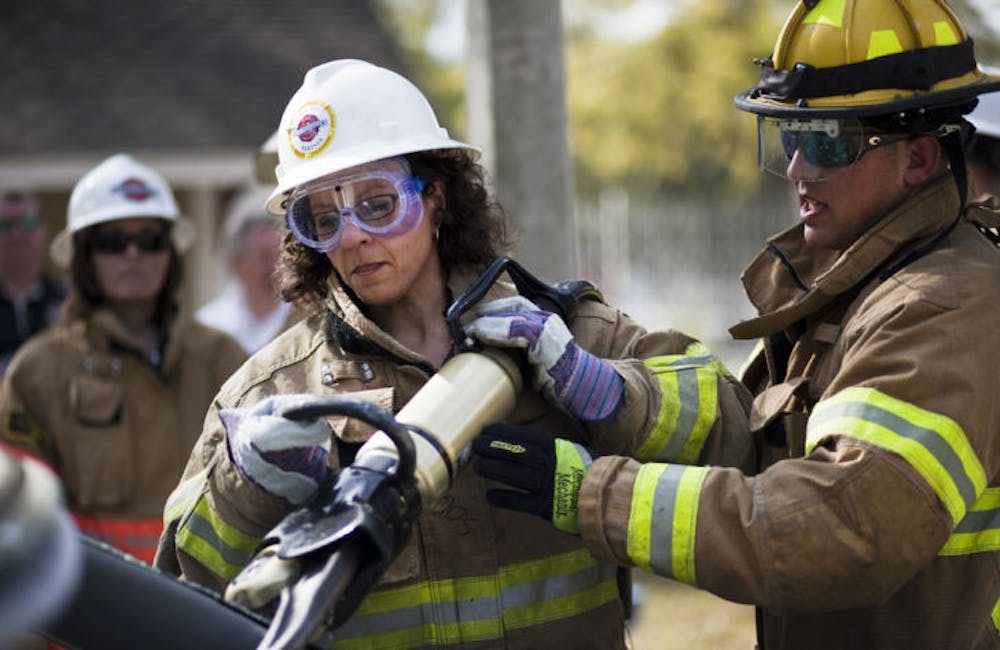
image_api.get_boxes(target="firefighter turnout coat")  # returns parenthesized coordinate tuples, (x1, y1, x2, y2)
(576, 175, 1000, 649)
(0, 309, 246, 562)
(154, 266, 753, 650)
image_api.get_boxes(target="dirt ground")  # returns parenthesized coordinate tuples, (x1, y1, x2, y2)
(624, 572, 757, 650)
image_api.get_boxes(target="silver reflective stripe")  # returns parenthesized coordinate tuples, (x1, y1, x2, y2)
(184, 509, 255, 568)
(335, 560, 619, 642)
(647, 464, 687, 577)
(657, 369, 702, 461)
(953, 506, 1000, 534)
(337, 594, 500, 639)
(809, 400, 977, 508)
(502, 561, 617, 607)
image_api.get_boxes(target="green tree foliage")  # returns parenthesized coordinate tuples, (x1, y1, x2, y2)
(566, 0, 783, 198)
(371, 0, 467, 137)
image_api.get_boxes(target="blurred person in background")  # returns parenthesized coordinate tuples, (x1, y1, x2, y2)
(0, 153, 246, 567)
(0, 192, 66, 377)
(471, 2, 1000, 649)
(966, 80, 1000, 201)
(196, 185, 300, 353)
(154, 59, 753, 649)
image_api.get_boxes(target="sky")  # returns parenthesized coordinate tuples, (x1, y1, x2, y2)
(426, 0, 1000, 64)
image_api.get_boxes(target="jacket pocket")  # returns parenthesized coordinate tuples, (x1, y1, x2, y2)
(750, 377, 809, 467)
(67, 374, 134, 509)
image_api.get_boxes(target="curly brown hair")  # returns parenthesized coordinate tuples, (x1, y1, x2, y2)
(276, 148, 518, 307)
(61, 221, 183, 328)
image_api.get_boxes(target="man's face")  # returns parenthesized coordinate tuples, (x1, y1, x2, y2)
(0, 196, 46, 281)
(785, 137, 912, 251)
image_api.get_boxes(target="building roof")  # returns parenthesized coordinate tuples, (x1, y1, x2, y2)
(0, 0, 408, 158)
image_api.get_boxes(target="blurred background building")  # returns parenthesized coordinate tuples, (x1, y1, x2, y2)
(0, 0, 407, 309)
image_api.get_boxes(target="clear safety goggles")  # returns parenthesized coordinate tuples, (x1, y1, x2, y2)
(286, 157, 426, 252)
(757, 116, 910, 181)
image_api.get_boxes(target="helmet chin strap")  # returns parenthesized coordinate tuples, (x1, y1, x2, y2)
(941, 129, 969, 209)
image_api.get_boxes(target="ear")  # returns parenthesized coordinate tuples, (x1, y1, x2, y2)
(901, 135, 942, 186)
(426, 180, 447, 215)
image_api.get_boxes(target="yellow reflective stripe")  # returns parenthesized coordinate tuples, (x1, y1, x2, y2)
(163, 468, 208, 525)
(934, 20, 958, 46)
(500, 549, 617, 630)
(639, 345, 721, 463)
(335, 548, 618, 649)
(939, 488, 1000, 556)
(867, 30, 903, 59)
(339, 578, 500, 648)
(627, 463, 708, 585)
(807, 387, 986, 525)
(334, 620, 499, 650)
(175, 495, 259, 581)
(803, 0, 845, 28)
(627, 464, 663, 571)
(993, 597, 1000, 635)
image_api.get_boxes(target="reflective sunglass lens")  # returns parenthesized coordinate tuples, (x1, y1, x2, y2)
(93, 230, 168, 254)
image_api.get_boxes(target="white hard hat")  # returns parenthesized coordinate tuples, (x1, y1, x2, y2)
(50, 154, 196, 267)
(969, 71, 1000, 140)
(266, 59, 479, 215)
(223, 185, 277, 252)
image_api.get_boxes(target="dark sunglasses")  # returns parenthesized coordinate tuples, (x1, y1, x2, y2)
(780, 129, 910, 168)
(92, 229, 170, 254)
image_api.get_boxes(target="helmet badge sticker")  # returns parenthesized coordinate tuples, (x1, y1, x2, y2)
(288, 102, 336, 158)
(113, 178, 156, 202)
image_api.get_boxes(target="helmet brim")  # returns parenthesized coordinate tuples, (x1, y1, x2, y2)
(735, 72, 1000, 120)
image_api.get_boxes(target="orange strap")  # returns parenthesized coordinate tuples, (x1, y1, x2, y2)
(73, 515, 163, 564)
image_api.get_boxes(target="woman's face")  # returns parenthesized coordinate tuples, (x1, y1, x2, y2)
(325, 181, 443, 307)
(91, 217, 171, 305)
(289, 157, 444, 308)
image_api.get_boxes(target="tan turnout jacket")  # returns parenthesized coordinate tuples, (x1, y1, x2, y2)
(155, 266, 753, 650)
(0, 310, 246, 562)
(578, 177, 1000, 649)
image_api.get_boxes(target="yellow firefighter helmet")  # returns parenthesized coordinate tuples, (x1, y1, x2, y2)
(735, 0, 1000, 119)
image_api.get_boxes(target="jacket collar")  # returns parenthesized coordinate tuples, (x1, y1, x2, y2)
(321, 266, 515, 370)
(730, 174, 961, 339)
(83, 307, 189, 373)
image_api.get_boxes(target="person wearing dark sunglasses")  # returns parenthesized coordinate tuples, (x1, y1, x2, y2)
(469, 2, 1000, 650)
(0, 154, 246, 569)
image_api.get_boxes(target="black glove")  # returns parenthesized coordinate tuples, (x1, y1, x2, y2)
(472, 423, 594, 534)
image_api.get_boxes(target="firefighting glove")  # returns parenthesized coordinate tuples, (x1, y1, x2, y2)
(463, 296, 624, 422)
(472, 423, 593, 535)
(222, 394, 333, 506)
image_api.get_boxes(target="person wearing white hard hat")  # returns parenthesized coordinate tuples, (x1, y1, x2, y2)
(196, 185, 301, 353)
(155, 59, 754, 649)
(966, 76, 1000, 201)
(0, 154, 246, 573)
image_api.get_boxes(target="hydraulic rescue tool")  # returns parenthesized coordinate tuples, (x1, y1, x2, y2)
(30, 257, 593, 650)
(224, 256, 592, 650)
